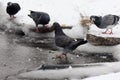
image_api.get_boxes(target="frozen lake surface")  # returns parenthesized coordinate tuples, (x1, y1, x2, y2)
(0, 27, 116, 80)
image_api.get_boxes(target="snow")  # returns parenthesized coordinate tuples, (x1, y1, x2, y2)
(1, 0, 120, 80)
(18, 62, 120, 80)
(83, 72, 120, 80)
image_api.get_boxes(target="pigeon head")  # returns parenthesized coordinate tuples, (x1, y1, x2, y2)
(28, 14, 32, 18)
(7, 2, 12, 6)
(28, 13, 38, 22)
(28, 13, 34, 18)
(28, 11, 37, 19)
(90, 16, 99, 22)
(52, 22, 65, 35)
(90, 16, 95, 22)
(90, 16, 102, 27)
(52, 22, 60, 29)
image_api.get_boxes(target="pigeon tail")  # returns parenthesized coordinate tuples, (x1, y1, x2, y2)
(112, 15, 120, 25)
(68, 39, 88, 51)
(7, 2, 12, 6)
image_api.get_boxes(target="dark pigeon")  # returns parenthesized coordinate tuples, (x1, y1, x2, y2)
(6, 2, 21, 19)
(90, 14, 119, 34)
(28, 10, 50, 32)
(52, 22, 88, 61)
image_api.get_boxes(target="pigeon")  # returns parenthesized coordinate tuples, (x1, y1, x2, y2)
(52, 22, 88, 61)
(6, 2, 21, 20)
(28, 10, 50, 32)
(90, 14, 119, 34)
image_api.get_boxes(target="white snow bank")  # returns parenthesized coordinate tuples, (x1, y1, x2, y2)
(83, 72, 120, 80)
(18, 62, 120, 80)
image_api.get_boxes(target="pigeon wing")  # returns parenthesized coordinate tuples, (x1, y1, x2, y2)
(55, 35, 74, 48)
(101, 15, 115, 26)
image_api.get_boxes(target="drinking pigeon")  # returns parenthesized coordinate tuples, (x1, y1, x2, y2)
(6, 2, 21, 20)
(90, 14, 119, 34)
(28, 10, 50, 32)
(52, 22, 88, 61)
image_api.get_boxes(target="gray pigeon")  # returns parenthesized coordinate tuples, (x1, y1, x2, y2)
(6, 2, 21, 19)
(28, 10, 50, 32)
(90, 14, 119, 34)
(52, 22, 88, 61)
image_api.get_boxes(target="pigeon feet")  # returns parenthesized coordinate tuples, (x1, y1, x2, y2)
(42, 25, 48, 30)
(9, 15, 16, 20)
(109, 32, 113, 35)
(102, 31, 113, 34)
(35, 28, 39, 32)
(102, 32, 107, 34)
(102, 29, 113, 35)
(55, 54, 69, 64)
(56, 54, 67, 60)
(12, 15, 16, 18)
(109, 30, 113, 34)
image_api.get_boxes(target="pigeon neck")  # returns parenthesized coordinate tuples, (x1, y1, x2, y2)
(54, 26, 65, 35)
(94, 17, 102, 27)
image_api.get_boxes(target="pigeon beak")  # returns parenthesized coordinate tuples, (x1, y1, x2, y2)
(90, 19, 94, 24)
(28, 14, 32, 18)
